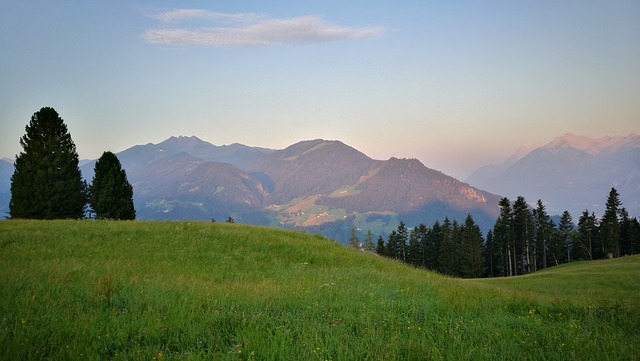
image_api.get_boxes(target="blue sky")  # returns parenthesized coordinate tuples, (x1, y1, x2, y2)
(1, 1, 638, 179)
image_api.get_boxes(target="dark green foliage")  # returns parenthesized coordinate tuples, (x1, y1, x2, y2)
(89, 151, 135, 220)
(370, 188, 638, 279)
(600, 188, 622, 257)
(577, 210, 597, 260)
(533, 200, 555, 269)
(460, 214, 486, 278)
(363, 229, 375, 252)
(512, 196, 533, 275)
(9, 107, 87, 219)
(349, 226, 360, 249)
(437, 218, 459, 276)
(375, 236, 386, 256)
(558, 211, 575, 262)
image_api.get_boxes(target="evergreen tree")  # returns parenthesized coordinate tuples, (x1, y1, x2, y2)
(363, 229, 375, 252)
(600, 188, 622, 258)
(438, 218, 458, 276)
(386, 230, 400, 260)
(618, 209, 639, 256)
(460, 214, 486, 278)
(349, 226, 360, 249)
(484, 229, 496, 277)
(494, 198, 513, 276)
(396, 221, 409, 262)
(533, 200, 554, 270)
(89, 151, 135, 220)
(512, 196, 533, 274)
(410, 223, 428, 267)
(558, 211, 574, 262)
(375, 236, 386, 256)
(577, 210, 597, 260)
(424, 221, 442, 271)
(10, 107, 87, 219)
(408, 224, 427, 267)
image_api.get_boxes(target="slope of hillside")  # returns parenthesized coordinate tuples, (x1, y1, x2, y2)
(1, 220, 638, 360)
(467, 133, 640, 217)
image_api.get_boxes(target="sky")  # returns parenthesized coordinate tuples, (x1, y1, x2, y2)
(1, 1, 639, 180)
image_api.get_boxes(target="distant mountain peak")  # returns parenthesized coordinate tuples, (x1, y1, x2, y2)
(546, 133, 639, 154)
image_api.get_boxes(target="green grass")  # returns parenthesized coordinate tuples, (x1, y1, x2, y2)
(1, 220, 639, 360)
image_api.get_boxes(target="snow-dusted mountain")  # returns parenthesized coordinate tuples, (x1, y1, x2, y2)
(466, 133, 640, 218)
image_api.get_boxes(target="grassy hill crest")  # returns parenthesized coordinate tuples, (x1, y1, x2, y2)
(1, 220, 638, 360)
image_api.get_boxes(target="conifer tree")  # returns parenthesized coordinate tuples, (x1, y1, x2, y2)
(533, 200, 554, 270)
(600, 188, 621, 258)
(577, 210, 597, 260)
(349, 226, 360, 249)
(494, 198, 513, 276)
(558, 211, 575, 262)
(10, 107, 87, 219)
(425, 221, 442, 271)
(460, 214, 486, 278)
(512, 196, 532, 274)
(438, 218, 458, 276)
(363, 229, 375, 252)
(89, 151, 135, 220)
(375, 236, 386, 256)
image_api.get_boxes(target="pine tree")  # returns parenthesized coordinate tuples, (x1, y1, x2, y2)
(424, 221, 442, 271)
(512, 196, 533, 274)
(558, 211, 574, 262)
(89, 151, 135, 220)
(363, 229, 375, 252)
(349, 226, 360, 249)
(484, 229, 496, 277)
(577, 210, 597, 260)
(375, 236, 386, 256)
(396, 221, 409, 262)
(600, 188, 622, 258)
(460, 214, 486, 278)
(386, 230, 399, 260)
(10, 107, 87, 219)
(438, 218, 458, 276)
(409, 223, 428, 267)
(533, 200, 554, 270)
(494, 198, 513, 276)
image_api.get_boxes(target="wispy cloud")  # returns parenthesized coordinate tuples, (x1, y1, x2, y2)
(142, 9, 385, 47)
(149, 9, 264, 24)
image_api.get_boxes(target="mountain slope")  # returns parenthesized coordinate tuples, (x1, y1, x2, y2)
(466, 133, 640, 216)
(5, 136, 502, 239)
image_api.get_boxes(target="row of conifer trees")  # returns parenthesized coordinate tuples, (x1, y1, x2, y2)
(9, 107, 135, 220)
(373, 188, 640, 278)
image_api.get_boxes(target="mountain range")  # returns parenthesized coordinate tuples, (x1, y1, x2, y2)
(76, 137, 501, 241)
(2, 133, 637, 242)
(466, 133, 640, 218)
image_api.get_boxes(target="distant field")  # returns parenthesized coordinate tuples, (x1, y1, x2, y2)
(1, 220, 638, 360)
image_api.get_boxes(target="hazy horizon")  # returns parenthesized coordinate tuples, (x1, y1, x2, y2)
(2, 1, 638, 179)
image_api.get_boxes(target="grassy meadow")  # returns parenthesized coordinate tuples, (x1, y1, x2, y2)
(1, 220, 639, 360)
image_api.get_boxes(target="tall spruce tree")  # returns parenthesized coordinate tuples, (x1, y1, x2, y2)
(558, 211, 575, 262)
(600, 188, 621, 258)
(577, 210, 598, 260)
(533, 200, 555, 270)
(89, 151, 135, 220)
(460, 214, 486, 278)
(512, 196, 533, 274)
(10, 107, 87, 219)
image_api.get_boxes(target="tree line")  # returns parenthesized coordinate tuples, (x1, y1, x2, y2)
(369, 188, 640, 278)
(9, 107, 135, 220)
